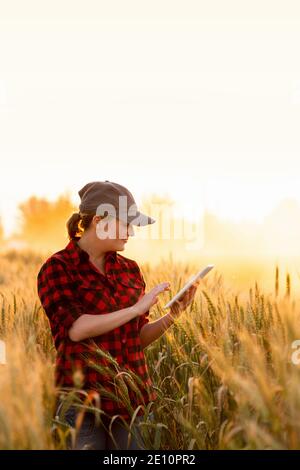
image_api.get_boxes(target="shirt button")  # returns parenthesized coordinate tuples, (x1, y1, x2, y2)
(121, 337, 126, 344)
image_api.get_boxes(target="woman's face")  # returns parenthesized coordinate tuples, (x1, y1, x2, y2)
(94, 215, 134, 251)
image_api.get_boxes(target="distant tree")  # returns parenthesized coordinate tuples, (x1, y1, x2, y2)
(140, 193, 176, 218)
(16, 192, 76, 253)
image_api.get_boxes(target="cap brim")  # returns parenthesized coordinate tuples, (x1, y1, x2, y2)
(127, 211, 156, 226)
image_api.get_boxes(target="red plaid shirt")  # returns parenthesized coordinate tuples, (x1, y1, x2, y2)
(37, 236, 157, 420)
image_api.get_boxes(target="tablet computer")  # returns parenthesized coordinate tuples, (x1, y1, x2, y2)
(163, 264, 214, 309)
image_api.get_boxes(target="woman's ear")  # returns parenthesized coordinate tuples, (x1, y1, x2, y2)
(93, 215, 103, 225)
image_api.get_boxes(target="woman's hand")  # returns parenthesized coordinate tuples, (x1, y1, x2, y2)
(169, 280, 200, 319)
(133, 282, 171, 317)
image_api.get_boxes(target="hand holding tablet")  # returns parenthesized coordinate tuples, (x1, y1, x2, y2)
(163, 264, 214, 309)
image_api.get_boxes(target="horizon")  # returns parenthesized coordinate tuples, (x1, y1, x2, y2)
(1, 1, 300, 240)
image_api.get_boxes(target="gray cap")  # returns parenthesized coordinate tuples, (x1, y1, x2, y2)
(78, 180, 156, 226)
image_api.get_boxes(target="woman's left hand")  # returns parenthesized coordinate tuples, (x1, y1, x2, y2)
(169, 281, 200, 318)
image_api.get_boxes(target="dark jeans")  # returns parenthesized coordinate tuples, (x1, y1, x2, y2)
(56, 402, 153, 450)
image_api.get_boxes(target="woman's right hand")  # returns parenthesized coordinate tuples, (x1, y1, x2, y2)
(133, 282, 170, 316)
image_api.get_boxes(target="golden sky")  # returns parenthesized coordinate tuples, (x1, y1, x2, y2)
(1, 1, 300, 236)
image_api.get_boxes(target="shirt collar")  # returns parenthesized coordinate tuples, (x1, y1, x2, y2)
(66, 237, 117, 266)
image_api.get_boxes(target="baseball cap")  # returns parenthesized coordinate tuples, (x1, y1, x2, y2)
(78, 180, 156, 226)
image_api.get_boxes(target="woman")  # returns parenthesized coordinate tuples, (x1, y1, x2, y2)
(37, 180, 198, 450)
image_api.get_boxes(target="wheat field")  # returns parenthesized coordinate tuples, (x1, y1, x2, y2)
(0, 250, 300, 450)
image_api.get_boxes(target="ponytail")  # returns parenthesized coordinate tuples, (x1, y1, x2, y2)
(66, 211, 95, 240)
(66, 212, 82, 240)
